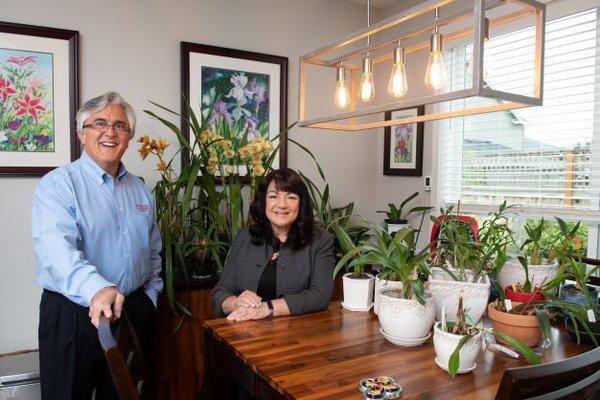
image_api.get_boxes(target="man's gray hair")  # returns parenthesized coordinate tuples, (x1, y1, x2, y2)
(76, 91, 136, 138)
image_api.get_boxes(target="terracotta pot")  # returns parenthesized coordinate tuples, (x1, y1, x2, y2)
(487, 303, 540, 347)
(504, 286, 546, 302)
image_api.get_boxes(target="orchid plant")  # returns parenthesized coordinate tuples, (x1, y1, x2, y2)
(139, 97, 294, 321)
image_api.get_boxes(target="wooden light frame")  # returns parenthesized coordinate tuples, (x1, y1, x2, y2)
(298, 0, 546, 131)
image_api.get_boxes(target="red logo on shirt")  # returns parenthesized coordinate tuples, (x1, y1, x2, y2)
(136, 204, 149, 213)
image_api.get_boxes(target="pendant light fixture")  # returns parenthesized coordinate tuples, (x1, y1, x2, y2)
(424, 7, 446, 91)
(298, 0, 546, 131)
(387, 41, 408, 98)
(334, 63, 350, 109)
(358, 0, 375, 102)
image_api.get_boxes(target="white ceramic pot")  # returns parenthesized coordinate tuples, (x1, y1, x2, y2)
(499, 258, 559, 291)
(342, 272, 375, 311)
(433, 322, 482, 374)
(374, 275, 404, 315)
(428, 267, 490, 323)
(378, 289, 435, 345)
(385, 221, 410, 235)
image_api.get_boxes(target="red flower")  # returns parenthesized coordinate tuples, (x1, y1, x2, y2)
(6, 55, 37, 67)
(15, 93, 46, 123)
(0, 78, 17, 102)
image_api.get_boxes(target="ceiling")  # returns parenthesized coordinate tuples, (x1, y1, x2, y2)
(343, 0, 402, 9)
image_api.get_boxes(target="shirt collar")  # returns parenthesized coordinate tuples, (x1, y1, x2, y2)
(80, 151, 128, 185)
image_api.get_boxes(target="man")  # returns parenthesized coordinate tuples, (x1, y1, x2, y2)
(32, 91, 163, 399)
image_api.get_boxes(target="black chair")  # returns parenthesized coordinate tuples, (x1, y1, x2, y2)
(98, 313, 151, 400)
(495, 346, 600, 399)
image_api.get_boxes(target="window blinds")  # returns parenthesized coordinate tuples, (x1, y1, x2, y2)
(439, 8, 600, 220)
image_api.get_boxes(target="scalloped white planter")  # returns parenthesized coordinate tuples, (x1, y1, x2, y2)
(428, 268, 490, 323)
(433, 322, 482, 374)
(378, 290, 435, 343)
(374, 275, 404, 315)
(342, 273, 375, 311)
(385, 221, 410, 235)
(498, 258, 559, 291)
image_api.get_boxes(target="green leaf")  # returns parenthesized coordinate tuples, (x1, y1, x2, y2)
(288, 136, 326, 181)
(494, 331, 542, 364)
(448, 333, 474, 377)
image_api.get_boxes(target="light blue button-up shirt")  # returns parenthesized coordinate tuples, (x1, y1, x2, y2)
(32, 151, 163, 307)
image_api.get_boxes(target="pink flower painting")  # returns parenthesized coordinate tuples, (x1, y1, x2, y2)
(0, 49, 54, 153)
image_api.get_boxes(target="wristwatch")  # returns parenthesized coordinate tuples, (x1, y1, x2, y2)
(266, 299, 274, 317)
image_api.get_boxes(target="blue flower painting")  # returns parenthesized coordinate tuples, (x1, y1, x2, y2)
(0, 48, 54, 153)
(201, 66, 270, 141)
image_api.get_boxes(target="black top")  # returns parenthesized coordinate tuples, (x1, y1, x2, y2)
(256, 241, 280, 300)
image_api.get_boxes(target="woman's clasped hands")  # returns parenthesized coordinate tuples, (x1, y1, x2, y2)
(227, 290, 271, 321)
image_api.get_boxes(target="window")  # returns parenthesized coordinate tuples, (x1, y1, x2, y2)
(439, 8, 600, 223)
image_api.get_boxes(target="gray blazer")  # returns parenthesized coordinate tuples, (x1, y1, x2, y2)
(212, 228, 334, 317)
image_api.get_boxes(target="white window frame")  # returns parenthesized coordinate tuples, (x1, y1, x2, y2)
(431, 0, 600, 257)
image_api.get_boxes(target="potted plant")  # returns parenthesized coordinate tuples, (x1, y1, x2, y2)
(476, 201, 515, 301)
(435, 292, 541, 377)
(376, 191, 433, 235)
(141, 100, 298, 315)
(559, 257, 600, 345)
(372, 225, 431, 315)
(336, 225, 434, 343)
(503, 256, 565, 303)
(428, 205, 493, 323)
(488, 288, 597, 347)
(499, 217, 579, 291)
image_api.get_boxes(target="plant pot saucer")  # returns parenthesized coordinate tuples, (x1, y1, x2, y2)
(434, 357, 477, 374)
(342, 302, 373, 312)
(379, 327, 431, 346)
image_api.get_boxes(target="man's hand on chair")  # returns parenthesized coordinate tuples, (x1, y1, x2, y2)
(89, 287, 125, 328)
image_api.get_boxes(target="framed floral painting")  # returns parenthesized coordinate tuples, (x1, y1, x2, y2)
(0, 22, 79, 176)
(181, 42, 288, 177)
(383, 106, 424, 176)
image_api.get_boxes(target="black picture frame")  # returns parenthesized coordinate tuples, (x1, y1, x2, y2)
(383, 106, 424, 176)
(180, 42, 288, 181)
(0, 21, 79, 176)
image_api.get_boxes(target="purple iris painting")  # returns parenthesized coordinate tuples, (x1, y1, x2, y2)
(392, 123, 414, 163)
(201, 66, 269, 141)
(0, 48, 54, 153)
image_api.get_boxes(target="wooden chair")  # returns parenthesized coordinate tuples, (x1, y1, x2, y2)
(495, 346, 600, 400)
(98, 313, 151, 400)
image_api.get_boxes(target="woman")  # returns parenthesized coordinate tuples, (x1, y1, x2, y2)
(212, 168, 335, 321)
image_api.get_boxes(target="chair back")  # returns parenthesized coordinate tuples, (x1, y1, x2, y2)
(495, 346, 600, 400)
(98, 313, 151, 400)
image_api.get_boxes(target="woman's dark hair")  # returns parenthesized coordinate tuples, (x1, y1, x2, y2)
(249, 168, 314, 250)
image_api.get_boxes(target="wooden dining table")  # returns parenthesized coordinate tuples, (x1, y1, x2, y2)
(203, 301, 591, 399)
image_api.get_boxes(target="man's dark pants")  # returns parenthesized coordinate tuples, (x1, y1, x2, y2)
(38, 287, 154, 400)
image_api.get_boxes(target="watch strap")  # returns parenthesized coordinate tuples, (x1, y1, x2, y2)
(266, 299, 274, 317)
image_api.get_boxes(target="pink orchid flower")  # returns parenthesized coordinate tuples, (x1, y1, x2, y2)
(0, 78, 17, 102)
(6, 55, 37, 67)
(15, 93, 46, 123)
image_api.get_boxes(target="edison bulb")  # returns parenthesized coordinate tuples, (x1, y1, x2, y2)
(424, 52, 446, 90)
(359, 72, 375, 102)
(388, 62, 408, 97)
(425, 31, 446, 90)
(334, 80, 350, 109)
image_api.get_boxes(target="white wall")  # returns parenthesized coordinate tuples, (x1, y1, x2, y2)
(0, 0, 380, 354)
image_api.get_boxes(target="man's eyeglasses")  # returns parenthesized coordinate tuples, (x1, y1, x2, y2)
(82, 119, 130, 134)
